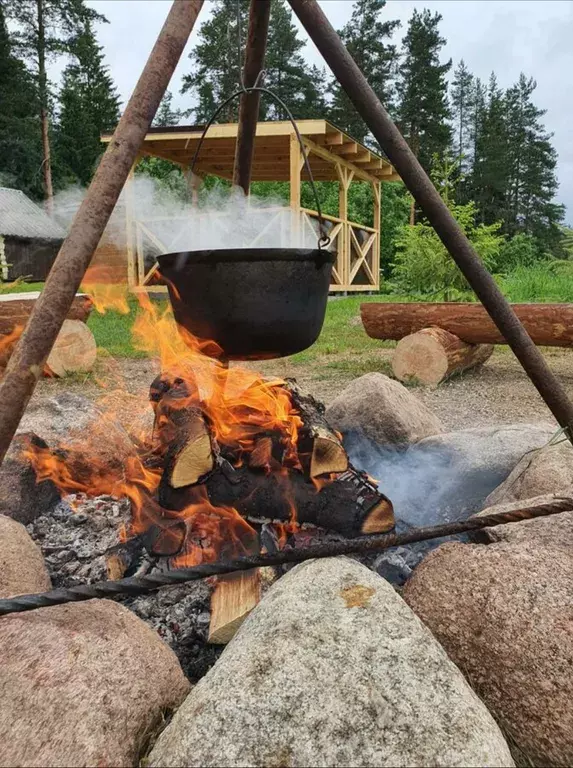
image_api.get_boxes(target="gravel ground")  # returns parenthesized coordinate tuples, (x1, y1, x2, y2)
(27, 346, 573, 433)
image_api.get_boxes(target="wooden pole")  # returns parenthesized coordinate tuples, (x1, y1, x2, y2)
(126, 162, 138, 288)
(233, 0, 271, 194)
(0, 0, 205, 466)
(287, 0, 573, 440)
(372, 181, 381, 290)
(290, 133, 303, 246)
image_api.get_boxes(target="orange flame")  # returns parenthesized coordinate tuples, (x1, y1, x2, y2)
(26, 272, 315, 566)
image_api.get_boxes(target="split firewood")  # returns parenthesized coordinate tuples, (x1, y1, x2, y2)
(152, 378, 214, 488)
(392, 326, 494, 386)
(283, 380, 348, 477)
(208, 569, 261, 644)
(105, 535, 148, 580)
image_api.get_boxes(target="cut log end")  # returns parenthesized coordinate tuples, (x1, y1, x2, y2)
(311, 435, 348, 478)
(392, 327, 493, 386)
(360, 498, 395, 534)
(45, 319, 97, 378)
(170, 434, 213, 488)
(208, 569, 261, 644)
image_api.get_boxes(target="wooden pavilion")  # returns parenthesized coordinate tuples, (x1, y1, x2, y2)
(101, 119, 401, 293)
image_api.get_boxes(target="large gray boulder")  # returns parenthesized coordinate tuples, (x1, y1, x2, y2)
(0, 599, 190, 768)
(485, 440, 573, 506)
(325, 373, 444, 447)
(0, 514, 51, 598)
(404, 529, 573, 767)
(349, 423, 555, 528)
(149, 557, 513, 768)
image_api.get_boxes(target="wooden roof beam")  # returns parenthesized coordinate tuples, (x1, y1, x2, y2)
(332, 142, 359, 156)
(302, 138, 380, 184)
(325, 132, 344, 146)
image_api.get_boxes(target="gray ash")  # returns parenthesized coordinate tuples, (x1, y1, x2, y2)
(27, 494, 222, 683)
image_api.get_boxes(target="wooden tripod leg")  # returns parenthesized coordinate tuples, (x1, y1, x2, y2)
(233, 0, 271, 193)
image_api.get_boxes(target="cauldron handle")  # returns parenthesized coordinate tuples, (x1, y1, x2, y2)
(186, 86, 332, 253)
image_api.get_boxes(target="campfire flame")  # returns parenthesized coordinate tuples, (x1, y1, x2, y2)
(24, 267, 393, 568)
(24, 269, 309, 566)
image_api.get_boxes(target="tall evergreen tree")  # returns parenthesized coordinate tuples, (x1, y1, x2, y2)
(264, 0, 326, 119)
(504, 74, 563, 245)
(450, 61, 474, 168)
(396, 9, 451, 173)
(4, 0, 106, 202)
(182, 0, 326, 122)
(329, 0, 400, 144)
(472, 73, 511, 227)
(0, 1, 42, 197)
(154, 90, 183, 127)
(55, 21, 120, 186)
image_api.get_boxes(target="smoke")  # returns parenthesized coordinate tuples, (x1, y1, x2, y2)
(345, 432, 513, 531)
(50, 175, 322, 256)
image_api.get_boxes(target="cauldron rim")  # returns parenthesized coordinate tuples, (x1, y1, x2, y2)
(157, 247, 335, 267)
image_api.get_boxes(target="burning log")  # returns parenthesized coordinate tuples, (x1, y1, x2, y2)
(153, 378, 214, 488)
(392, 327, 494, 386)
(284, 380, 348, 478)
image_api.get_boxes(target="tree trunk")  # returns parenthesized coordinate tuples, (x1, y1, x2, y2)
(37, 0, 53, 209)
(361, 302, 573, 347)
(392, 326, 493, 386)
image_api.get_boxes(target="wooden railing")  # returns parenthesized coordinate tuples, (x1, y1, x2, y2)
(128, 205, 380, 292)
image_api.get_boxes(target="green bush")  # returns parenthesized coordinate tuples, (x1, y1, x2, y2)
(496, 233, 542, 271)
(390, 201, 503, 300)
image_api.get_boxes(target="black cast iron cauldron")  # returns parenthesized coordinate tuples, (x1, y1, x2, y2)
(158, 248, 335, 360)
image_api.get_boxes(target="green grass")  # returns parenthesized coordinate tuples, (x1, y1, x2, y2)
(86, 298, 168, 358)
(0, 281, 45, 294)
(498, 262, 573, 302)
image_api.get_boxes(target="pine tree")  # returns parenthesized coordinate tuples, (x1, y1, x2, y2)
(4, 0, 106, 201)
(472, 73, 511, 227)
(55, 21, 120, 186)
(0, 2, 42, 197)
(504, 74, 563, 246)
(181, 0, 248, 123)
(182, 0, 326, 122)
(264, 0, 326, 119)
(329, 0, 400, 144)
(396, 9, 451, 172)
(154, 91, 183, 127)
(450, 61, 474, 168)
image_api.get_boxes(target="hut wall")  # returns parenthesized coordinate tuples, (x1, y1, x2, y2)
(4, 236, 62, 282)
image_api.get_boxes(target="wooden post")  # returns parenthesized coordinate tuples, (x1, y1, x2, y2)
(126, 162, 137, 288)
(336, 166, 353, 289)
(372, 181, 381, 290)
(290, 133, 303, 246)
(233, 0, 271, 194)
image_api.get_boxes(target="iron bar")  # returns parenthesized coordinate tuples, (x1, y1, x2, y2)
(0, 0, 205, 468)
(233, 0, 271, 194)
(0, 498, 570, 616)
(287, 0, 573, 442)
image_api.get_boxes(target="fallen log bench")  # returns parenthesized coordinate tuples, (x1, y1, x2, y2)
(361, 302, 573, 386)
(0, 292, 96, 377)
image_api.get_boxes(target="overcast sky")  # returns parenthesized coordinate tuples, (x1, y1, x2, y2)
(80, 0, 573, 222)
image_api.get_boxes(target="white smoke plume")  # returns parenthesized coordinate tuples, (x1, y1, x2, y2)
(51, 176, 322, 256)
